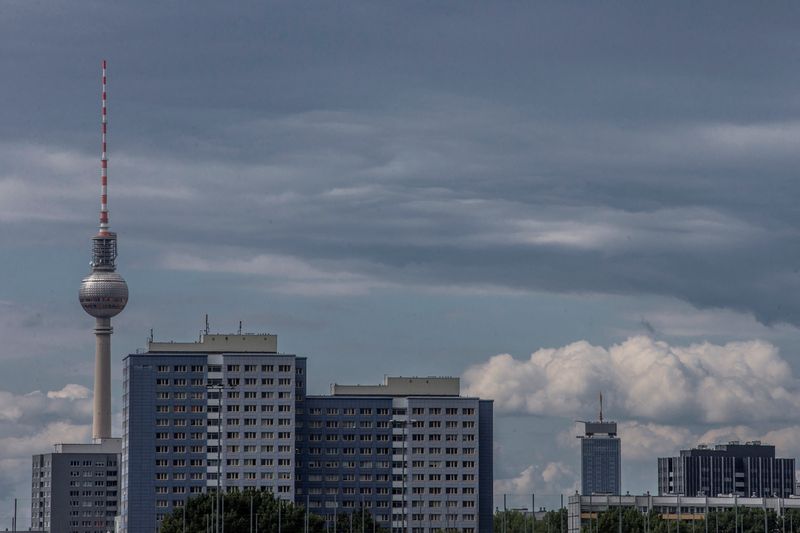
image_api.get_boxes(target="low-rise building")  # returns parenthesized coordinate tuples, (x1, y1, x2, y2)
(31, 438, 121, 533)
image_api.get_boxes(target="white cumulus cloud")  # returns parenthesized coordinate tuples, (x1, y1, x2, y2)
(495, 462, 578, 497)
(463, 336, 798, 424)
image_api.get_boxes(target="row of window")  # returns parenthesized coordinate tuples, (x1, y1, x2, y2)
(157, 364, 298, 373)
(68, 460, 116, 467)
(307, 407, 475, 416)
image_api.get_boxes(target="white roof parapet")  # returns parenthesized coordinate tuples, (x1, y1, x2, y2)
(55, 438, 121, 454)
(148, 333, 277, 353)
(332, 376, 460, 396)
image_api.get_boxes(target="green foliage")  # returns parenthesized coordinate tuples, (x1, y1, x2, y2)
(159, 490, 326, 533)
(331, 506, 388, 533)
(493, 508, 567, 533)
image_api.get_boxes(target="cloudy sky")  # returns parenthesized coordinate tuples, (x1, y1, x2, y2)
(4, 0, 800, 523)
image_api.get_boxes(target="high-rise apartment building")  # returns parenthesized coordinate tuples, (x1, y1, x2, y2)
(31, 439, 121, 533)
(578, 398, 620, 495)
(657, 441, 795, 497)
(119, 333, 302, 531)
(299, 377, 493, 533)
(120, 332, 493, 533)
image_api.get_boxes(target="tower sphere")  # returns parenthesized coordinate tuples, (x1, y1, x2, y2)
(79, 271, 128, 318)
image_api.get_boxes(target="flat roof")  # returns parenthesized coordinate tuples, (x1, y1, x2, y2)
(332, 376, 460, 396)
(145, 333, 278, 353)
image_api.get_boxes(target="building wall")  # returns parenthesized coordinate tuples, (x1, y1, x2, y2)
(31, 451, 119, 533)
(296, 397, 394, 527)
(568, 494, 800, 533)
(657, 448, 795, 497)
(120, 351, 304, 532)
(581, 437, 621, 495)
(296, 395, 489, 533)
(120, 342, 492, 533)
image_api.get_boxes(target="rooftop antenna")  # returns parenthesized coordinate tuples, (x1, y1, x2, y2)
(205, 313, 210, 335)
(599, 392, 604, 423)
(238, 320, 243, 335)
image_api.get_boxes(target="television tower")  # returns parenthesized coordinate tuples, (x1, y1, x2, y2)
(78, 60, 129, 441)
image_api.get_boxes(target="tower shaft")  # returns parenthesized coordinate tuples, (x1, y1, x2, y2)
(93, 318, 112, 440)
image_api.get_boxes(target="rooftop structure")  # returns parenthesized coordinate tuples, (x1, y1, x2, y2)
(332, 376, 461, 396)
(147, 332, 278, 353)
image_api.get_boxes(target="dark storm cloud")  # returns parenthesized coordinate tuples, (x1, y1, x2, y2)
(4, 2, 800, 324)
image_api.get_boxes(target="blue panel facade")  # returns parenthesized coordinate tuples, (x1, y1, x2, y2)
(121, 349, 305, 532)
(122, 354, 208, 531)
(296, 397, 394, 528)
(478, 400, 493, 533)
(121, 338, 492, 533)
(581, 437, 621, 495)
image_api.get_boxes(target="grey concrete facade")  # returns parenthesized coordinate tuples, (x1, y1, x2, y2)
(120, 334, 303, 531)
(120, 333, 494, 533)
(568, 493, 800, 533)
(31, 439, 121, 533)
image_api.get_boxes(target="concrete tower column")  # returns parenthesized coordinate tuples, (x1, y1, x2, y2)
(93, 318, 113, 440)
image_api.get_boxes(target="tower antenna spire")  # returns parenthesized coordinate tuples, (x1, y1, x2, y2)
(100, 59, 109, 234)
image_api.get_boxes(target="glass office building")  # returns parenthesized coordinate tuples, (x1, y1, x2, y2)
(579, 421, 620, 495)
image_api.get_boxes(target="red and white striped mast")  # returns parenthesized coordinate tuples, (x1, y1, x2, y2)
(100, 59, 109, 235)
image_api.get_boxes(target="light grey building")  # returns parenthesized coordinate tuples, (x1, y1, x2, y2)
(31, 439, 121, 533)
(568, 493, 800, 533)
(578, 417, 620, 495)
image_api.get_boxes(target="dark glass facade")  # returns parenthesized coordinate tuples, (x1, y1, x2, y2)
(657, 443, 795, 497)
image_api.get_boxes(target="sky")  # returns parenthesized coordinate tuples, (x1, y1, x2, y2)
(3, 0, 800, 524)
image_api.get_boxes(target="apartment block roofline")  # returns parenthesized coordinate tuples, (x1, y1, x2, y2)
(332, 376, 460, 396)
(146, 332, 278, 353)
(53, 438, 121, 454)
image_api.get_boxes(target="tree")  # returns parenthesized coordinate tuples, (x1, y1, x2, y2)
(493, 507, 567, 533)
(331, 506, 388, 533)
(159, 490, 327, 533)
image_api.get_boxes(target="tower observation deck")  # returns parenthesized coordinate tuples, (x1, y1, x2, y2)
(78, 60, 128, 441)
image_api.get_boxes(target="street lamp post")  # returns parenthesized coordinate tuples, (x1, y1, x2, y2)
(207, 383, 224, 533)
(207, 381, 236, 533)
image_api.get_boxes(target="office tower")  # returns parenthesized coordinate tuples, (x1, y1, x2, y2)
(578, 396, 621, 495)
(657, 441, 795, 497)
(299, 377, 494, 533)
(120, 331, 494, 533)
(31, 439, 121, 532)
